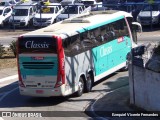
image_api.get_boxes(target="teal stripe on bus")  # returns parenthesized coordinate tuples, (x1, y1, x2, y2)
(92, 36, 131, 76)
(19, 56, 58, 76)
(78, 16, 124, 33)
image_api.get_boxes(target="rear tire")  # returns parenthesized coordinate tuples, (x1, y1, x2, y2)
(75, 77, 84, 97)
(85, 74, 93, 93)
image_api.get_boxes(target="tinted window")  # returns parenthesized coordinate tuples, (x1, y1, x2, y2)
(19, 37, 57, 53)
(63, 18, 129, 57)
(0, 2, 5, 6)
(9, 1, 16, 4)
(14, 9, 28, 16)
(0, 10, 3, 15)
(63, 6, 78, 14)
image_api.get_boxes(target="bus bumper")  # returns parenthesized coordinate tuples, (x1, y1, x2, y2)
(19, 85, 66, 97)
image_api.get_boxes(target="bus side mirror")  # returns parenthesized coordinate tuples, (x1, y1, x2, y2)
(132, 22, 142, 33)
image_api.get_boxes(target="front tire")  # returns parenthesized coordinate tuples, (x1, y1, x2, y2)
(75, 77, 84, 97)
(120, 53, 131, 71)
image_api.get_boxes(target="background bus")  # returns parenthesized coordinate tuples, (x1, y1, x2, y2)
(17, 10, 142, 97)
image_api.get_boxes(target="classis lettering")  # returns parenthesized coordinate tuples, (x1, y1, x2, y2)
(25, 41, 50, 48)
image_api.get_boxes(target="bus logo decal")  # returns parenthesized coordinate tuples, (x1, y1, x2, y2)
(100, 46, 112, 57)
(25, 41, 50, 48)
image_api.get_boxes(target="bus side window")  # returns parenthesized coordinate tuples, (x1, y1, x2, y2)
(121, 19, 130, 37)
(118, 20, 124, 37)
(70, 35, 81, 55)
(118, 19, 128, 37)
(80, 32, 93, 50)
(107, 24, 115, 40)
(88, 27, 101, 45)
(63, 35, 81, 56)
(89, 29, 98, 46)
(100, 25, 106, 42)
(94, 28, 102, 43)
(111, 22, 117, 39)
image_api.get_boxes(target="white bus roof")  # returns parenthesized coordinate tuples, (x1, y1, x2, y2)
(22, 10, 132, 39)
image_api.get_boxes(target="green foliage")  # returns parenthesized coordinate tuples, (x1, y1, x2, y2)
(0, 44, 5, 58)
(10, 40, 17, 58)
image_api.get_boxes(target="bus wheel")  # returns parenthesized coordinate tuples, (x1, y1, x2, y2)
(120, 53, 131, 71)
(75, 77, 84, 97)
(85, 74, 93, 93)
(123, 61, 129, 71)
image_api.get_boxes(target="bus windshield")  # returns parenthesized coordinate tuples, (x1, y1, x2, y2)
(18, 37, 57, 54)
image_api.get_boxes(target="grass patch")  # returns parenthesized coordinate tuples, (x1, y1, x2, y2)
(0, 51, 17, 69)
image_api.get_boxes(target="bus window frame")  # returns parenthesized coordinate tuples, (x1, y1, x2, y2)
(63, 17, 130, 57)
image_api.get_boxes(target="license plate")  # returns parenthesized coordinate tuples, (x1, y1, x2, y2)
(36, 90, 44, 94)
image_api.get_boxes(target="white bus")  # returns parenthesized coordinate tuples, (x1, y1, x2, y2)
(17, 10, 142, 97)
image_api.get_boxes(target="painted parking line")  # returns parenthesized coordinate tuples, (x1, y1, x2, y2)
(0, 75, 18, 83)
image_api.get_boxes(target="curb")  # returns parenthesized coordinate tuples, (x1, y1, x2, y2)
(0, 75, 18, 83)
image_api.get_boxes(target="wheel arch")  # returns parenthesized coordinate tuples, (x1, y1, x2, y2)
(87, 69, 94, 83)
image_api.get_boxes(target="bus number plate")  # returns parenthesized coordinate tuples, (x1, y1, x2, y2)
(32, 57, 44, 60)
(36, 90, 44, 94)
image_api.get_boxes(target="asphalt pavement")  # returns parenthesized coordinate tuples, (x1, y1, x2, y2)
(0, 67, 159, 120)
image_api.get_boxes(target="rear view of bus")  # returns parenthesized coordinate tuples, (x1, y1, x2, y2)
(17, 36, 65, 97)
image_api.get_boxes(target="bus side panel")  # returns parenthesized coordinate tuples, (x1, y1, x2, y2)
(64, 56, 78, 95)
(108, 36, 131, 70)
(64, 51, 92, 95)
(92, 36, 131, 77)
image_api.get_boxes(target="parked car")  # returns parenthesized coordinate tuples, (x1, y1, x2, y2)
(0, 0, 19, 7)
(33, 3, 64, 27)
(57, 3, 88, 21)
(0, 6, 12, 27)
(9, 1, 38, 27)
(137, 4, 160, 26)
